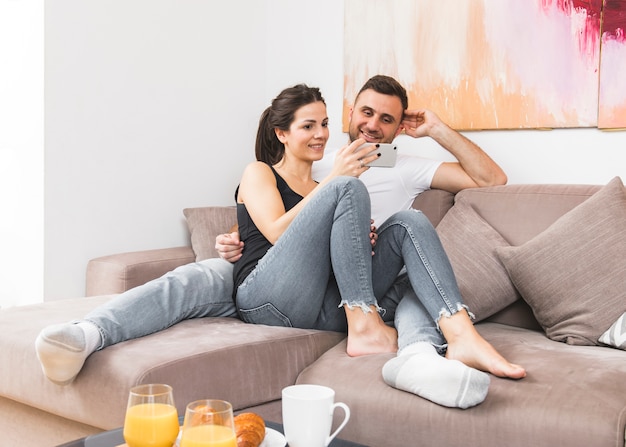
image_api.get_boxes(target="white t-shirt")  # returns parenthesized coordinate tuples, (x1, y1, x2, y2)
(312, 149, 442, 225)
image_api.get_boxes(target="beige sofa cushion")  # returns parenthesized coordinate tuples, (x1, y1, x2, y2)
(86, 247, 195, 295)
(436, 198, 520, 322)
(496, 176, 626, 346)
(184, 206, 237, 261)
(0, 296, 344, 431)
(297, 323, 626, 447)
(455, 183, 602, 246)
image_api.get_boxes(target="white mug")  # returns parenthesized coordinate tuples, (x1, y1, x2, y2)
(282, 384, 350, 447)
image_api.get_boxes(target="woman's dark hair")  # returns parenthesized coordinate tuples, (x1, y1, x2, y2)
(355, 75, 408, 111)
(255, 84, 325, 165)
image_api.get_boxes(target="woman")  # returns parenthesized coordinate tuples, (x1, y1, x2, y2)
(234, 84, 396, 355)
(233, 84, 525, 409)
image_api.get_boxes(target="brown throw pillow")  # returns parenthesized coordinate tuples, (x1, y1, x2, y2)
(496, 176, 626, 346)
(436, 198, 520, 322)
(183, 206, 237, 261)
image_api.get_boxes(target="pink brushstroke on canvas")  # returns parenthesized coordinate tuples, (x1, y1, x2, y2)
(343, 0, 612, 130)
(598, 0, 626, 128)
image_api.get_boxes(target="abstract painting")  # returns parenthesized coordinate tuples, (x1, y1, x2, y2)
(598, 0, 626, 128)
(343, 0, 624, 130)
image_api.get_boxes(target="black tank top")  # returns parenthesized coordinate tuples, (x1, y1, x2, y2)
(233, 166, 304, 293)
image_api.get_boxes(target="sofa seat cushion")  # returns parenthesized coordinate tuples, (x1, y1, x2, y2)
(296, 323, 626, 447)
(0, 296, 345, 431)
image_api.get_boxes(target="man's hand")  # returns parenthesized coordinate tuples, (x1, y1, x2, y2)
(401, 108, 442, 139)
(215, 231, 244, 263)
(402, 108, 507, 192)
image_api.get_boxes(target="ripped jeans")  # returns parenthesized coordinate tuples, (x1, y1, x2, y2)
(372, 211, 469, 354)
(235, 177, 377, 333)
(235, 176, 469, 349)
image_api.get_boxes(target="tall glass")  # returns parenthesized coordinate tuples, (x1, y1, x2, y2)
(123, 384, 180, 447)
(180, 399, 237, 447)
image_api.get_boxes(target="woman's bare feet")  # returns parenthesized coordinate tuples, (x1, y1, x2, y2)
(440, 310, 526, 379)
(344, 305, 398, 357)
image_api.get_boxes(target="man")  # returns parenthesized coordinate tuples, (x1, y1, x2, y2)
(217, 74, 507, 260)
(37, 76, 523, 409)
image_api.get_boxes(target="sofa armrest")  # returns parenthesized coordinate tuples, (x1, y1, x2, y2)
(85, 246, 196, 296)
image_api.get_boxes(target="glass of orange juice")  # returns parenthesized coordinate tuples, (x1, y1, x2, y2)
(180, 399, 237, 447)
(123, 384, 180, 447)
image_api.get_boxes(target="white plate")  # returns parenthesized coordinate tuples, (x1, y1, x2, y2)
(260, 427, 286, 447)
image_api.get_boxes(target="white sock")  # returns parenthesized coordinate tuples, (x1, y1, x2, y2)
(35, 321, 101, 385)
(382, 342, 490, 409)
(77, 321, 102, 353)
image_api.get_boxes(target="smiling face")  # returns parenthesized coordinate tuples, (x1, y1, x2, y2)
(277, 101, 329, 163)
(348, 89, 404, 144)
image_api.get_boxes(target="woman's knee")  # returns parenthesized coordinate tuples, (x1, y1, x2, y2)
(328, 176, 369, 202)
(329, 175, 365, 190)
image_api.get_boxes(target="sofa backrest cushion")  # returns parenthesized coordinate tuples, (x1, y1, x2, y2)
(453, 183, 602, 246)
(495, 176, 626, 346)
(436, 198, 521, 322)
(411, 188, 455, 227)
(454, 181, 605, 330)
(184, 206, 237, 261)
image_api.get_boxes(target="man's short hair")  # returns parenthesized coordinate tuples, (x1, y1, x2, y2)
(355, 75, 408, 111)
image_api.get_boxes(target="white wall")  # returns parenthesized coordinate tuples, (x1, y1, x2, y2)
(44, 0, 268, 300)
(0, 0, 44, 309)
(23, 0, 626, 303)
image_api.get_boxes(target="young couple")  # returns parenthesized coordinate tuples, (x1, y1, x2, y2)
(36, 76, 525, 409)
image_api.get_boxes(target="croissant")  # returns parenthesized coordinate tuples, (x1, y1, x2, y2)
(234, 412, 266, 447)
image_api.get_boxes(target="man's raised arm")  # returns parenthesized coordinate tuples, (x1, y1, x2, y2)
(402, 109, 507, 193)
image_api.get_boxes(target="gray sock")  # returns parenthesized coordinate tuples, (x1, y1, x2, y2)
(35, 321, 101, 385)
(382, 342, 490, 409)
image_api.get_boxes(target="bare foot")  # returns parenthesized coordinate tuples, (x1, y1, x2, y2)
(440, 311, 526, 379)
(344, 305, 398, 357)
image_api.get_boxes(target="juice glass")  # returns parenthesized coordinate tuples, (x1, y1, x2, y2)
(123, 384, 180, 447)
(180, 399, 236, 447)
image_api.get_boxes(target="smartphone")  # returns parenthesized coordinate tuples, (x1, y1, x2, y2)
(358, 143, 398, 168)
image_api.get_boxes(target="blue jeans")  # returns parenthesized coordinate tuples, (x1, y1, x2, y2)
(372, 210, 468, 354)
(235, 177, 468, 350)
(235, 177, 377, 333)
(85, 258, 237, 349)
(87, 178, 466, 355)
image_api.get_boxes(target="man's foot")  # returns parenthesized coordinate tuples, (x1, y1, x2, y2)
(35, 322, 99, 385)
(382, 342, 490, 409)
(345, 305, 398, 357)
(440, 311, 526, 379)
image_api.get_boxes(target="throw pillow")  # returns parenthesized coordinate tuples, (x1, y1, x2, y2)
(183, 206, 237, 261)
(436, 198, 520, 322)
(496, 176, 626, 346)
(599, 312, 626, 350)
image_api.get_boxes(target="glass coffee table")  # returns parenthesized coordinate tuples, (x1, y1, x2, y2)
(57, 421, 366, 447)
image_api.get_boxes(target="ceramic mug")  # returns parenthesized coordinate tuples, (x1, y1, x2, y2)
(282, 384, 350, 447)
